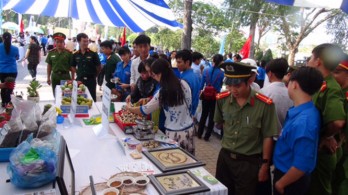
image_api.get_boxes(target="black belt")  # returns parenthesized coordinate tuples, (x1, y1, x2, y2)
(222, 148, 261, 164)
(53, 71, 68, 74)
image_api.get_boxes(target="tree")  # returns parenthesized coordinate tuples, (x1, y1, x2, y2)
(261, 49, 273, 63)
(151, 28, 182, 50)
(275, 7, 339, 65)
(326, 11, 348, 51)
(191, 2, 229, 35)
(181, 0, 193, 49)
(224, 0, 265, 59)
(224, 29, 247, 53)
(192, 30, 219, 57)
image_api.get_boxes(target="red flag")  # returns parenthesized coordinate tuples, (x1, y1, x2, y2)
(18, 14, 24, 33)
(239, 35, 252, 59)
(120, 27, 126, 46)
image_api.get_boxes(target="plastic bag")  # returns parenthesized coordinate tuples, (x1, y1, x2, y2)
(0, 109, 24, 147)
(7, 133, 58, 188)
(37, 106, 57, 138)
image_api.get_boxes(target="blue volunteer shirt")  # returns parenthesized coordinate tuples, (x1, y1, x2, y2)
(257, 67, 266, 80)
(113, 60, 131, 91)
(273, 101, 321, 175)
(0, 44, 19, 73)
(181, 69, 201, 116)
(200, 67, 224, 92)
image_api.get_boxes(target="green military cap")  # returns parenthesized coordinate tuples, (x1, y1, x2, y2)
(219, 62, 256, 85)
(53, 32, 66, 41)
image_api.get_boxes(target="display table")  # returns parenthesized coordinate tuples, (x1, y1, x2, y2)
(0, 101, 228, 195)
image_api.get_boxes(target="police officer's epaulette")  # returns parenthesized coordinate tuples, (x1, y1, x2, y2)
(73, 50, 80, 54)
(64, 48, 72, 53)
(216, 91, 230, 100)
(320, 81, 327, 92)
(49, 48, 57, 52)
(255, 93, 273, 105)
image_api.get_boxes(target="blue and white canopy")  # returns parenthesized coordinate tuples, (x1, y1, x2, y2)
(2, 0, 182, 32)
(265, 0, 348, 13)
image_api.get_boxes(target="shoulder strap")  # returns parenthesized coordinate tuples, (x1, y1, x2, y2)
(206, 68, 216, 85)
(211, 69, 222, 86)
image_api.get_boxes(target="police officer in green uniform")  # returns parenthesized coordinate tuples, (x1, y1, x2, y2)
(46, 32, 73, 96)
(332, 57, 348, 195)
(214, 62, 278, 195)
(306, 43, 346, 195)
(71, 33, 101, 102)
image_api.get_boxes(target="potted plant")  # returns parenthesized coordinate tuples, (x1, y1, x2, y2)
(27, 80, 42, 103)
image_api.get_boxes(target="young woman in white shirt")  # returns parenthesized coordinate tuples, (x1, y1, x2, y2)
(126, 58, 195, 154)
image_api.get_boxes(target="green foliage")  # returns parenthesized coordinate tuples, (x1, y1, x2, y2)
(191, 2, 229, 35)
(261, 49, 273, 63)
(27, 80, 42, 97)
(224, 29, 247, 53)
(255, 50, 264, 61)
(326, 10, 348, 51)
(127, 33, 138, 45)
(150, 28, 182, 51)
(192, 34, 219, 57)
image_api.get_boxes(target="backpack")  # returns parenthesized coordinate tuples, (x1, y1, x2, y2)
(200, 68, 221, 101)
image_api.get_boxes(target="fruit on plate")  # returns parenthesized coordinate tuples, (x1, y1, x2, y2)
(61, 96, 93, 108)
(61, 80, 86, 93)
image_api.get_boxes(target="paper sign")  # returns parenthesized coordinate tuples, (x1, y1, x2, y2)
(68, 81, 78, 124)
(100, 86, 111, 136)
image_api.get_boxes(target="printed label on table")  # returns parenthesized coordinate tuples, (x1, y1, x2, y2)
(101, 86, 111, 136)
(68, 81, 78, 123)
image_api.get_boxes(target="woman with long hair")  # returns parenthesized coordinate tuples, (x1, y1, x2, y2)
(197, 54, 224, 141)
(0, 32, 19, 107)
(126, 58, 195, 154)
(25, 36, 41, 80)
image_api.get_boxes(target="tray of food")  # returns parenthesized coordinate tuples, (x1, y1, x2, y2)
(114, 109, 141, 130)
(80, 172, 148, 195)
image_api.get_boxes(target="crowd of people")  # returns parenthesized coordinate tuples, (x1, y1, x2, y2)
(0, 30, 348, 195)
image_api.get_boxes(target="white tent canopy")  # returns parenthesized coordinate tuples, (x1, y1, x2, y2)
(2, 0, 182, 32)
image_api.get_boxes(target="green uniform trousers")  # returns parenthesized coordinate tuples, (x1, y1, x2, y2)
(51, 73, 70, 97)
(216, 148, 260, 195)
(308, 149, 341, 195)
(333, 145, 348, 195)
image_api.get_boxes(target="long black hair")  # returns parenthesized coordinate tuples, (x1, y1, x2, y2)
(2, 32, 12, 55)
(212, 54, 223, 68)
(30, 36, 39, 45)
(151, 58, 185, 107)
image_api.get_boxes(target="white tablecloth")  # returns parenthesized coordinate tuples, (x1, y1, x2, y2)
(0, 101, 228, 195)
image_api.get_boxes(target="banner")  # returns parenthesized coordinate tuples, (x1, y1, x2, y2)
(239, 35, 252, 59)
(219, 35, 226, 55)
(120, 27, 126, 46)
(18, 14, 24, 33)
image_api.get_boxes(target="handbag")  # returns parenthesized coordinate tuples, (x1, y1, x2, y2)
(200, 68, 221, 101)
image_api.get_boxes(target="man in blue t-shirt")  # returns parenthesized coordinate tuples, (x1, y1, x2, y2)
(40, 35, 48, 56)
(273, 67, 323, 195)
(175, 49, 201, 116)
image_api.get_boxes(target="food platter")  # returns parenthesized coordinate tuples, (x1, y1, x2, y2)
(80, 172, 148, 195)
(142, 147, 205, 172)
